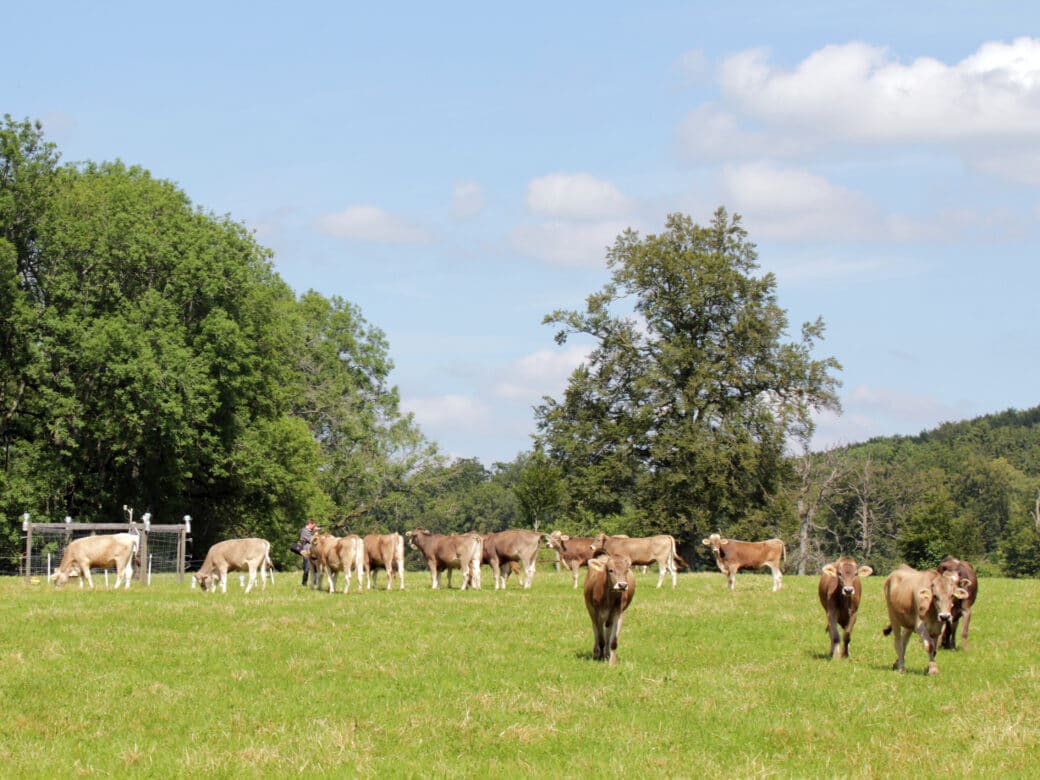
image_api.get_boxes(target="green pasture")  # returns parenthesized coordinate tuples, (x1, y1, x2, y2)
(1, 567, 1038, 778)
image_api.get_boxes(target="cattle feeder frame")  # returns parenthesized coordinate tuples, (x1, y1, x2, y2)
(22, 514, 191, 585)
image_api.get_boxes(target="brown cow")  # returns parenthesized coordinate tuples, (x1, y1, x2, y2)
(406, 529, 482, 590)
(818, 557, 873, 659)
(590, 533, 687, 589)
(883, 565, 971, 675)
(482, 529, 542, 589)
(544, 531, 597, 588)
(194, 538, 272, 594)
(51, 532, 140, 589)
(310, 533, 365, 593)
(364, 533, 406, 591)
(584, 553, 636, 665)
(702, 533, 786, 592)
(936, 556, 978, 651)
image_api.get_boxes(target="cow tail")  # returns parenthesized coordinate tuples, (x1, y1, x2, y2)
(882, 625, 893, 636)
(670, 537, 689, 570)
(781, 541, 788, 573)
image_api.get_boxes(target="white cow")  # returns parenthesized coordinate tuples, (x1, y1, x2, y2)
(51, 532, 140, 589)
(194, 538, 272, 594)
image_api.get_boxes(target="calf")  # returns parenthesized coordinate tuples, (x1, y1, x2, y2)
(584, 553, 636, 665)
(883, 565, 971, 675)
(590, 533, 687, 589)
(364, 533, 406, 590)
(482, 529, 542, 589)
(818, 557, 873, 659)
(936, 556, 978, 651)
(405, 529, 482, 590)
(544, 531, 596, 588)
(51, 533, 140, 589)
(702, 533, 786, 591)
(194, 538, 272, 594)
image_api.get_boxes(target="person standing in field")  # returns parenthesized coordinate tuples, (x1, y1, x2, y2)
(296, 519, 318, 587)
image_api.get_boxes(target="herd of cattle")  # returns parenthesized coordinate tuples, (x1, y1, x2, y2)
(47, 527, 978, 673)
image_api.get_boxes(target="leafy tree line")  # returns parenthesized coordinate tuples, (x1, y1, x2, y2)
(5, 116, 1036, 578)
(0, 117, 428, 567)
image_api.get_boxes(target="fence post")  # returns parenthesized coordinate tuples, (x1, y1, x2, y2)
(23, 514, 31, 584)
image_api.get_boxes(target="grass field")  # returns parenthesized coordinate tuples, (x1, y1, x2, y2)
(2, 566, 1039, 778)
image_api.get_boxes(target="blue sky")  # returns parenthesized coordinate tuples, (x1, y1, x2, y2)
(6, 2, 1039, 464)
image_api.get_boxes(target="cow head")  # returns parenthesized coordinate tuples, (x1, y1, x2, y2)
(918, 570, 971, 622)
(405, 529, 429, 551)
(588, 553, 633, 591)
(702, 533, 727, 557)
(544, 530, 567, 550)
(822, 558, 873, 597)
(588, 533, 609, 556)
(194, 572, 216, 592)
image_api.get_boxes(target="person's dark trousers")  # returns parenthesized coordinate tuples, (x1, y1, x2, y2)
(302, 557, 310, 586)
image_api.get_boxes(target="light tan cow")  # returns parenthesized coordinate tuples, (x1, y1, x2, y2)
(482, 529, 542, 589)
(405, 529, 482, 589)
(51, 532, 140, 589)
(590, 533, 687, 589)
(194, 538, 272, 594)
(310, 533, 365, 593)
(544, 531, 597, 588)
(364, 533, 406, 590)
(702, 533, 786, 591)
(818, 557, 873, 659)
(584, 553, 636, 666)
(883, 565, 971, 675)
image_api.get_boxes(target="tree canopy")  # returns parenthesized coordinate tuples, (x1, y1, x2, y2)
(535, 210, 842, 548)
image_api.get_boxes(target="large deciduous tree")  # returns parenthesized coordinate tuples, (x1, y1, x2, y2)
(536, 210, 841, 545)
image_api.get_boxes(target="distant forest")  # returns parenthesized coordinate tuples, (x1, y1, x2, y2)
(2, 116, 1038, 577)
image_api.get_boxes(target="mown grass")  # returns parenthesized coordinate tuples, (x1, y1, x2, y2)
(2, 567, 1038, 778)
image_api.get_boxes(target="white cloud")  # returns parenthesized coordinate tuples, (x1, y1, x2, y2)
(315, 205, 433, 245)
(719, 162, 887, 241)
(526, 173, 631, 220)
(493, 345, 592, 402)
(402, 394, 492, 433)
(510, 220, 625, 267)
(452, 180, 486, 220)
(717, 38, 1040, 143)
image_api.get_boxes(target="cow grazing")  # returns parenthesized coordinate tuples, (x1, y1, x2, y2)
(544, 531, 597, 588)
(364, 533, 406, 590)
(883, 565, 971, 675)
(482, 529, 542, 589)
(936, 556, 978, 651)
(310, 533, 365, 593)
(405, 529, 483, 590)
(818, 557, 873, 659)
(584, 553, 636, 665)
(702, 533, 787, 592)
(51, 532, 140, 589)
(194, 538, 272, 594)
(591, 533, 687, 589)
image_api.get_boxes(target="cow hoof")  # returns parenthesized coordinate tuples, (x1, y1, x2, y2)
(927, 663, 939, 675)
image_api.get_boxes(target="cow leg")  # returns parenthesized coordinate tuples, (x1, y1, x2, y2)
(397, 560, 405, 590)
(669, 557, 678, 589)
(826, 615, 842, 659)
(607, 612, 624, 666)
(82, 564, 95, 590)
(491, 559, 502, 590)
(570, 562, 580, 589)
(656, 562, 666, 589)
(959, 609, 972, 651)
(915, 623, 939, 674)
(727, 567, 736, 591)
(591, 620, 606, 661)
(769, 563, 782, 591)
(524, 561, 535, 589)
(429, 563, 440, 589)
(891, 626, 908, 672)
(843, 612, 858, 659)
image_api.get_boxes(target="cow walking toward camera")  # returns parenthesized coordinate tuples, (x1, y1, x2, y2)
(936, 556, 978, 651)
(883, 565, 971, 675)
(584, 553, 636, 665)
(818, 557, 873, 659)
(702, 533, 786, 592)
